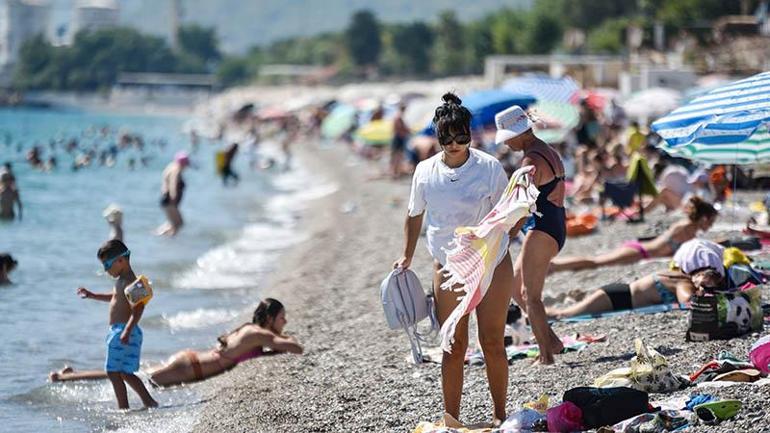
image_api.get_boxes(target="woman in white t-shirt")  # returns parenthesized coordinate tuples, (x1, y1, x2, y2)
(393, 93, 513, 425)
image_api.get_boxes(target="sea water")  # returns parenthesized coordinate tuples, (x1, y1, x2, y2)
(0, 108, 333, 432)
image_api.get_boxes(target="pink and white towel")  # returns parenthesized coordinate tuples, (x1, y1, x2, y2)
(439, 165, 539, 352)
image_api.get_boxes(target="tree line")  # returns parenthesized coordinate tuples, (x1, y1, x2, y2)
(13, 0, 756, 91)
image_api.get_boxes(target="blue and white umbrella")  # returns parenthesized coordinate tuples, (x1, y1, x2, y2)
(651, 71, 770, 164)
(502, 74, 579, 104)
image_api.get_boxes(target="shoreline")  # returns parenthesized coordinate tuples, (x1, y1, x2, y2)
(188, 140, 769, 433)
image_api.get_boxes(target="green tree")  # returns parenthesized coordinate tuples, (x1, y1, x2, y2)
(392, 22, 433, 75)
(586, 17, 631, 54)
(177, 24, 221, 63)
(525, 10, 564, 54)
(432, 10, 466, 75)
(465, 18, 493, 73)
(345, 10, 382, 67)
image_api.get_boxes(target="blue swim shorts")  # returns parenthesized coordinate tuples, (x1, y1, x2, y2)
(104, 323, 142, 373)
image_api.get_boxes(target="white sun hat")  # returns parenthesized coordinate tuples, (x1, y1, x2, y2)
(494, 105, 534, 144)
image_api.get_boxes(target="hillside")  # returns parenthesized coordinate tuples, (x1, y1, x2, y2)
(118, 0, 532, 53)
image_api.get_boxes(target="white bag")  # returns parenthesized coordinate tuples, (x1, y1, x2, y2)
(380, 268, 439, 363)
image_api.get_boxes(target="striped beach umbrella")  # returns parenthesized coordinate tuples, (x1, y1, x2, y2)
(529, 101, 579, 144)
(502, 74, 579, 103)
(658, 126, 770, 165)
(651, 71, 770, 164)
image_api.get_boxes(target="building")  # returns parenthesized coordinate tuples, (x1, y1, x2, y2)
(0, 0, 50, 72)
(72, 0, 118, 36)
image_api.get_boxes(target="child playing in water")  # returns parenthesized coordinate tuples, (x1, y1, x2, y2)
(76, 240, 157, 409)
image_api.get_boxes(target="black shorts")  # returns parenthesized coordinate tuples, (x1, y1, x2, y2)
(391, 136, 406, 152)
(600, 282, 632, 311)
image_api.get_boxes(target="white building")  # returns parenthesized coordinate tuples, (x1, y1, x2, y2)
(0, 0, 50, 70)
(72, 0, 118, 36)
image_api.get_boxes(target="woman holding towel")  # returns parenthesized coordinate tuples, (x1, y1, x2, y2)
(393, 93, 514, 425)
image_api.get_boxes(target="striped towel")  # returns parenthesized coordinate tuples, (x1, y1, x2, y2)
(439, 165, 539, 352)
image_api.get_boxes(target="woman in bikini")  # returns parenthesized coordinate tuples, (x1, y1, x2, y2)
(546, 267, 723, 319)
(549, 196, 717, 273)
(495, 105, 567, 365)
(49, 298, 303, 387)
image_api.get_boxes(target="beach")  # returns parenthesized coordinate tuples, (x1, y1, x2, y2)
(189, 139, 770, 433)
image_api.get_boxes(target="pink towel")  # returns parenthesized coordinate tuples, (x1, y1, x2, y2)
(439, 165, 539, 352)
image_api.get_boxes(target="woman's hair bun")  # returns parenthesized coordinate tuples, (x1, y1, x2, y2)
(441, 92, 462, 106)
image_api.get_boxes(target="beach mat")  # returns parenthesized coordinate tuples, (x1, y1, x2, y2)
(556, 303, 688, 323)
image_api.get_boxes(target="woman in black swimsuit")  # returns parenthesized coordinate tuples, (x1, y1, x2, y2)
(495, 106, 566, 365)
(156, 152, 190, 236)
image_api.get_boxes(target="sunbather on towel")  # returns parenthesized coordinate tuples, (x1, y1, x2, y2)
(49, 298, 303, 387)
(546, 266, 724, 319)
(550, 196, 717, 273)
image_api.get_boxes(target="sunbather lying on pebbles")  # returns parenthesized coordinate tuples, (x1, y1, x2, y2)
(547, 253, 725, 319)
(49, 298, 303, 387)
(549, 196, 717, 273)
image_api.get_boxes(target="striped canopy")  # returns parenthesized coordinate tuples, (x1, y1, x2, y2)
(651, 71, 770, 164)
(658, 126, 770, 165)
(502, 75, 579, 103)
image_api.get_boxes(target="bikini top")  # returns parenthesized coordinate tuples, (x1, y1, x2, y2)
(527, 150, 565, 208)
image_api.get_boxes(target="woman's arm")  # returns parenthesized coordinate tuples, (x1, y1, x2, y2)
(675, 280, 696, 304)
(263, 333, 304, 354)
(394, 213, 424, 270)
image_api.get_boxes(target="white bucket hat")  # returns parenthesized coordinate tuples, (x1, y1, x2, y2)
(494, 105, 534, 144)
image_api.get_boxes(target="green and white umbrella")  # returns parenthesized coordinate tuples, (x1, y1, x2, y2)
(530, 101, 579, 144)
(658, 126, 770, 165)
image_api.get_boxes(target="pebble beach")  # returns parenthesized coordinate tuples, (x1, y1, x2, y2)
(188, 140, 770, 433)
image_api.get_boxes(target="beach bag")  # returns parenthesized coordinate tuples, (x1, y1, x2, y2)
(750, 335, 770, 375)
(594, 339, 687, 393)
(546, 401, 584, 432)
(686, 286, 763, 342)
(563, 386, 649, 429)
(380, 268, 439, 363)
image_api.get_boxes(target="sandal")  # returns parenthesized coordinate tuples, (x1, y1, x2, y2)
(693, 399, 742, 424)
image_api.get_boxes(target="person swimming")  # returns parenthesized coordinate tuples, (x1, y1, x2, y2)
(49, 298, 303, 387)
(0, 253, 18, 285)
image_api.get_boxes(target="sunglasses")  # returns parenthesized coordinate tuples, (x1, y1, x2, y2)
(102, 250, 130, 271)
(438, 133, 471, 147)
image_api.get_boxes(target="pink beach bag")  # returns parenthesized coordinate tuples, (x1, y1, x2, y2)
(750, 335, 770, 375)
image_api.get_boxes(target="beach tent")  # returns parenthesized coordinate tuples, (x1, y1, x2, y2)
(321, 104, 357, 139)
(623, 87, 682, 123)
(652, 71, 770, 165)
(530, 101, 579, 144)
(422, 90, 536, 135)
(502, 74, 579, 103)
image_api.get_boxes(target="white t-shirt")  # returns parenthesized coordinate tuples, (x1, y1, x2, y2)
(408, 148, 510, 265)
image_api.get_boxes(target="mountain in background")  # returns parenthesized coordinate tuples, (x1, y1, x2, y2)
(116, 0, 532, 53)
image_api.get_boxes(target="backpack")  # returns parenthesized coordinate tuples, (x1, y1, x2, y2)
(380, 268, 439, 363)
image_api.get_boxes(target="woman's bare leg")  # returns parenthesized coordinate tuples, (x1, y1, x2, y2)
(148, 355, 192, 387)
(521, 231, 562, 364)
(476, 253, 514, 423)
(434, 260, 469, 422)
(549, 246, 642, 272)
(545, 289, 613, 319)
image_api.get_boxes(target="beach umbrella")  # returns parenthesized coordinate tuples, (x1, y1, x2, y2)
(502, 74, 579, 103)
(403, 97, 437, 133)
(570, 88, 619, 111)
(422, 90, 536, 134)
(623, 87, 682, 122)
(321, 104, 356, 139)
(354, 119, 393, 146)
(652, 71, 770, 165)
(529, 101, 579, 144)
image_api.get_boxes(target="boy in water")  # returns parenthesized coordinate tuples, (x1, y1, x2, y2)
(77, 240, 157, 409)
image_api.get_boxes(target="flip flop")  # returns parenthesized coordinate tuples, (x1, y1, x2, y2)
(694, 400, 742, 424)
(712, 369, 761, 383)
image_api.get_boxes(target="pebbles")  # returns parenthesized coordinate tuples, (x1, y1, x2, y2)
(191, 143, 769, 432)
